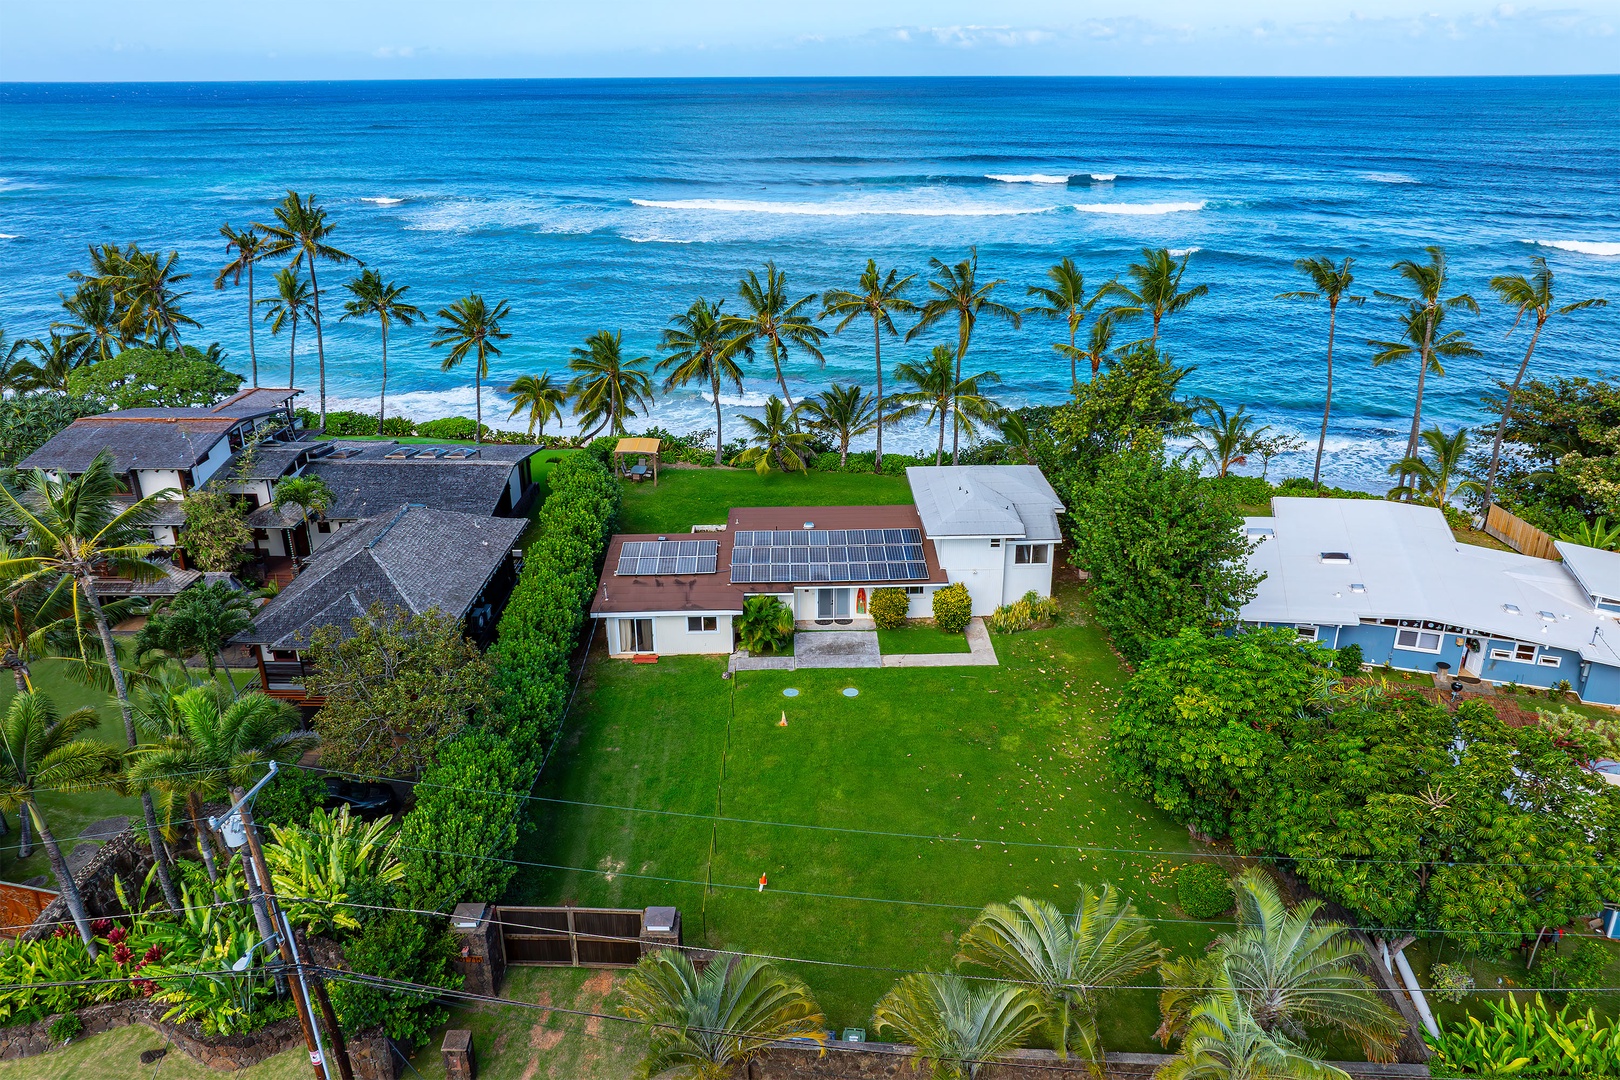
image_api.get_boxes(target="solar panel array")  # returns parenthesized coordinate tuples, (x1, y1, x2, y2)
(729, 528, 928, 584)
(616, 539, 720, 576)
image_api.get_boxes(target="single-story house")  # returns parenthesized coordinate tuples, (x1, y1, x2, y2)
(1239, 497, 1620, 706)
(590, 464, 1065, 659)
(234, 503, 526, 705)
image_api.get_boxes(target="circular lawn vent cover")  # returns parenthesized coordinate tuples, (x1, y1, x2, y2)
(782, 687, 800, 697)
(842, 687, 859, 697)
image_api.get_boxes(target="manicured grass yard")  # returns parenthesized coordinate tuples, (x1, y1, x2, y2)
(509, 579, 1215, 1047)
(616, 466, 914, 535)
(0, 1025, 309, 1080)
(875, 624, 971, 654)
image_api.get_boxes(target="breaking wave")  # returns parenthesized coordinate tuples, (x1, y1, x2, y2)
(1360, 172, 1420, 184)
(1072, 200, 1205, 216)
(985, 173, 1072, 184)
(1523, 238, 1620, 257)
(630, 197, 1056, 217)
(360, 196, 406, 206)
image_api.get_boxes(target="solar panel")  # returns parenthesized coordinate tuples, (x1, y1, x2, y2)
(615, 539, 719, 576)
(728, 526, 926, 584)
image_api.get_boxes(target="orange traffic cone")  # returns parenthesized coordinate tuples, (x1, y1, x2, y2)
(758, 872, 767, 892)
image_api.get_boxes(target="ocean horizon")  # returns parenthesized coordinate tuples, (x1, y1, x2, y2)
(1, 76, 1616, 489)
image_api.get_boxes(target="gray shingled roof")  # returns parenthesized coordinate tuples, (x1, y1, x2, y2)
(906, 466, 1065, 541)
(21, 416, 235, 474)
(236, 504, 526, 649)
(303, 442, 536, 519)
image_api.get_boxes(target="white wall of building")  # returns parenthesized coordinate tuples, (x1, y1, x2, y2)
(931, 536, 1006, 616)
(1002, 541, 1056, 604)
(192, 440, 233, 488)
(604, 614, 736, 657)
(134, 469, 185, 498)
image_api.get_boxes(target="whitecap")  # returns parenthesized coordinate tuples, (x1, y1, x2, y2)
(1071, 200, 1205, 216)
(630, 197, 1056, 218)
(0, 233, 18, 240)
(1522, 238, 1620, 257)
(1360, 172, 1419, 184)
(1167, 246, 1202, 257)
(985, 173, 1071, 184)
(360, 196, 405, 206)
(1089, 173, 1117, 182)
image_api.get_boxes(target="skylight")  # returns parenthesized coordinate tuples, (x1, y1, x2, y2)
(1503, 604, 1521, 615)
(1320, 552, 1351, 564)
(1350, 583, 1367, 593)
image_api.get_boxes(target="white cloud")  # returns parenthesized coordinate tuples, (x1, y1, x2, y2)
(372, 45, 416, 59)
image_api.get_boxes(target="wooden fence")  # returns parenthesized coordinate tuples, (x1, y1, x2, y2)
(496, 906, 645, 967)
(0, 881, 58, 938)
(1484, 504, 1561, 561)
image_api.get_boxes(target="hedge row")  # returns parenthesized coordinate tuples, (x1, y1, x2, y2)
(400, 454, 620, 910)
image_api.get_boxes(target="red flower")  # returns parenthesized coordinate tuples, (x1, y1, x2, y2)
(52, 926, 70, 940)
(91, 919, 112, 934)
(112, 943, 133, 965)
(142, 944, 163, 964)
(132, 977, 157, 998)
(107, 926, 128, 944)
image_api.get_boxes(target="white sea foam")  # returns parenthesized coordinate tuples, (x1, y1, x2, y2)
(0, 233, 18, 240)
(1089, 173, 1117, 182)
(1167, 246, 1202, 257)
(1523, 238, 1620, 257)
(360, 196, 405, 206)
(1360, 172, 1419, 184)
(985, 173, 1071, 184)
(630, 197, 1056, 217)
(1071, 200, 1205, 216)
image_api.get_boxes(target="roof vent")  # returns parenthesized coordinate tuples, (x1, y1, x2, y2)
(1503, 603, 1521, 615)
(1319, 552, 1352, 564)
(1350, 583, 1367, 594)
(1539, 610, 1556, 621)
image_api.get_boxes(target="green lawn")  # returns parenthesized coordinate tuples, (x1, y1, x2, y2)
(509, 581, 1215, 1048)
(875, 624, 972, 655)
(615, 467, 914, 535)
(0, 1025, 308, 1080)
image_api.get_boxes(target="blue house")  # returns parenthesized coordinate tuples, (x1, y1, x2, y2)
(1239, 498, 1620, 707)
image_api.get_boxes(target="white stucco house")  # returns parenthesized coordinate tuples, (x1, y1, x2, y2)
(590, 464, 1065, 658)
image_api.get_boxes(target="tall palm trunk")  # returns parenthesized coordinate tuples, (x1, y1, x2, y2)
(247, 263, 258, 388)
(15, 804, 31, 859)
(873, 315, 886, 473)
(936, 405, 947, 466)
(767, 338, 797, 420)
(1480, 317, 1544, 514)
(27, 801, 97, 957)
(5, 652, 29, 692)
(474, 357, 483, 444)
(288, 318, 297, 389)
(1313, 300, 1340, 491)
(187, 790, 220, 881)
(378, 320, 388, 432)
(711, 369, 725, 467)
(1401, 306, 1439, 490)
(951, 317, 972, 466)
(79, 576, 182, 912)
(309, 261, 327, 429)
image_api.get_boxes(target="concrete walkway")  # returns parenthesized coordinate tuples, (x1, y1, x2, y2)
(794, 630, 882, 669)
(729, 619, 998, 672)
(881, 618, 999, 668)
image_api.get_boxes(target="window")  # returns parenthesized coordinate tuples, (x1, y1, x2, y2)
(1295, 625, 1318, 641)
(989, 538, 1002, 549)
(316, 521, 331, 533)
(906, 586, 925, 595)
(1395, 628, 1442, 652)
(1537, 653, 1562, 668)
(1014, 544, 1049, 565)
(687, 616, 718, 633)
(1491, 642, 1539, 663)
(617, 618, 653, 653)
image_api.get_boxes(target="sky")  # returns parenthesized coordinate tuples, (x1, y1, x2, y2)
(1, 1, 1617, 79)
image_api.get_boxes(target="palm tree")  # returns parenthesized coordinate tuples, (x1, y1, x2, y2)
(1279, 257, 1365, 490)
(1105, 248, 1209, 345)
(798, 383, 877, 468)
(260, 268, 313, 389)
(822, 259, 917, 471)
(1054, 313, 1131, 387)
(1157, 869, 1400, 1062)
(134, 581, 256, 696)
(0, 692, 121, 956)
(568, 329, 653, 439)
(996, 412, 1035, 464)
(271, 475, 334, 554)
(13, 333, 87, 394)
(906, 250, 1022, 464)
(721, 262, 826, 420)
(957, 885, 1165, 1064)
(107, 248, 199, 351)
(0, 450, 184, 911)
(214, 225, 272, 387)
(889, 346, 1003, 466)
(55, 281, 121, 364)
(503, 373, 569, 442)
(341, 269, 423, 431)
(873, 972, 1044, 1080)
(1386, 426, 1483, 509)
(1157, 993, 1348, 1080)
(618, 949, 825, 1080)
(1372, 247, 1478, 468)
(0, 327, 31, 396)
(255, 192, 358, 428)
(658, 298, 747, 466)
(1187, 403, 1270, 478)
(732, 396, 814, 476)
(1027, 258, 1118, 391)
(432, 295, 511, 443)
(1480, 257, 1607, 512)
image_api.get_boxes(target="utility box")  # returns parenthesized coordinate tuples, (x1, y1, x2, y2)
(449, 903, 505, 997)
(640, 906, 681, 956)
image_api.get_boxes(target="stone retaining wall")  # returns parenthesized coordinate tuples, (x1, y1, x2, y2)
(19, 827, 155, 943)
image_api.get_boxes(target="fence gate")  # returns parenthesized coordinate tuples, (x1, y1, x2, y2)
(496, 906, 645, 967)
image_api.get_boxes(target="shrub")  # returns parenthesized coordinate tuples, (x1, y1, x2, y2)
(1426, 993, 1620, 1076)
(1273, 477, 1380, 501)
(1539, 940, 1611, 1007)
(379, 415, 416, 436)
(0, 394, 102, 468)
(1430, 962, 1476, 1004)
(329, 913, 461, 1049)
(49, 1012, 83, 1042)
(68, 345, 241, 409)
(252, 766, 327, 829)
(931, 583, 973, 634)
(323, 410, 379, 436)
(986, 590, 1060, 634)
(868, 588, 910, 630)
(1176, 863, 1234, 918)
(737, 595, 794, 654)
(416, 416, 479, 440)
(1208, 474, 1274, 510)
(1335, 643, 1364, 677)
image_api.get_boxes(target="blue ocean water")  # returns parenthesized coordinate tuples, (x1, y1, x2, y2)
(1, 77, 1617, 488)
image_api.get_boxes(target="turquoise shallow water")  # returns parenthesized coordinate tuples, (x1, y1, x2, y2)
(1, 77, 1617, 487)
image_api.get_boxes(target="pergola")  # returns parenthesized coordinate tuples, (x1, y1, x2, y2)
(612, 437, 662, 485)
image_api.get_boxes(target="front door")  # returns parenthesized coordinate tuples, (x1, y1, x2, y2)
(816, 588, 851, 620)
(618, 618, 653, 653)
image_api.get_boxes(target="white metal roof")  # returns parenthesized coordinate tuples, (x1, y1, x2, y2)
(906, 465, 1065, 541)
(1241, 497, 1620, 668)
(1555, 540, 1620, 607)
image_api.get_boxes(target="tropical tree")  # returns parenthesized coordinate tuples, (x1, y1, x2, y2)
(1157, 868, 1401, 1062)
(568, 329, 653, 438)
(657, 298, 746, 465)
(255, 192, 357, 427)
(873, 971, 1045, 1080)
(0, 692, 121, 956)
(0, 539, 69, 693)
(0, 327, 32, 396)
(1186, 402, 1270, 478)
(271, 474, 334, 551)
(1371, 247, 1478, 470)
(798, 383, 877, 468)
(1105, 248, 1209, 345)
(821, 259, 916, 471)
(722, 262, 826, 420)
(214, 225, 272, 387)
(1054, 313, 1131, 387)
(1279, 257, 1365, 490)
(0, 449, 183, 910)
(906, 250, 1022, 464)
(56, 281, 122, 364)
(1157, 993, 1348, 1080)
(1479, 257, 1607, 511)
(11, 333, 86, 394)
(1027, 257, 1117, 390)
(735, 595, 794, 655)
(731, 396, 814, 476)
(996, 411, 1036, 464)
(1386, 426, 1483, 508)
(265, 805, 405, 936)
(957, 885, 1166, 1064)
(503, 372, 568, 441)
(134, 581, 256, 694)
(341, 269, 423, 431)
(432, 295, 511, 443)
(619, 950, 825, 1080)
(260, 267, 313, 389)
(107, 249, 199, 351)
(889, 346, 1003, 466)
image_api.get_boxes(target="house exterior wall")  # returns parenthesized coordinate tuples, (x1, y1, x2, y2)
(192, 440, 233, 488)
(134, 469, 185, 497)
(603, 614, 735, 657)
(1582, 662, 1620, 707)
(1002, 542, 1056, 605)
(932, 537, 1006, 616)
(1477, 636, 1582, 690)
